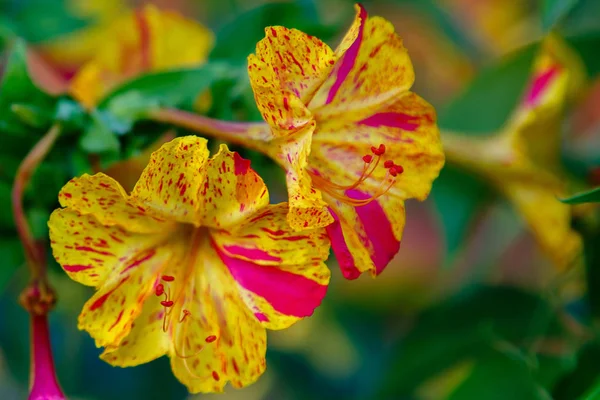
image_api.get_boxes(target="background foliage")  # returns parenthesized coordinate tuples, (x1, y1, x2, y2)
(1, 0, 600, 399)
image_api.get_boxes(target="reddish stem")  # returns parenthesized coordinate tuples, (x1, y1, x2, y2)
(149, 108, 272, 154)
(13, 124, 65, 399)
(28, 315, 65, 400)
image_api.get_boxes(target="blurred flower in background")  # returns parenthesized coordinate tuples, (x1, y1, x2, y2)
(1, 0, 600, 399)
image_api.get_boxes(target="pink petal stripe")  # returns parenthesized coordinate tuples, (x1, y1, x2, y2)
(524, 65, 559, 107)
(325, 208, 361, 280)
(325, 4, 368, 104)
(359, 112, 420, 131)
(215, 243, 327, 318)
(346, 190, 400, 274)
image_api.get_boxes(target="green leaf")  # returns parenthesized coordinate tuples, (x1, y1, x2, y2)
(210, 2, 339, 63)
(439, 44, 539, 134)
(98, 63, 235, 133)
(430, 165, 493, 261)
(0, 39, 56, 135)
(542, 0, 580, 31)
(0, 238, 24, 289)
(560, 187, 600, 204)
(80, 115, 121, 154)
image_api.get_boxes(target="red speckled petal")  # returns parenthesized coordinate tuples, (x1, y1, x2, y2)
(167, 234, 266, 393)
(199, 144, 270, 230)
(57, 173, 173, 233)
(311, 92, 445, 201)
(248, 26, 335, 136)
(212, 203, 330, 330)
(324, 192, 405, 279)
(77, 230, 187, 348)
(310, 4, 415, 121)
(132, 136, 209, 225)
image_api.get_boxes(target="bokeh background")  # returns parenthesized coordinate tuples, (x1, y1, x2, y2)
(1, 0, 600, 399)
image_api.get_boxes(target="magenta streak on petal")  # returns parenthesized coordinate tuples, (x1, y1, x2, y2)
(120, 249, 156, 275)
(215, 245, 327, 317)
(359, 112, 420, 131)
(222, 245, 282, 262)
(524, 66, 559, 107)
(255, 312, 270, 322)
(346, 189, 400, 274)
(325, 4, 367, 104)
(325, 208, 361, 280)
(233, 152, 251, 175)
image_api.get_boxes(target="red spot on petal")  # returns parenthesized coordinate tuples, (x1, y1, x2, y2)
(233, 152, 251, 176)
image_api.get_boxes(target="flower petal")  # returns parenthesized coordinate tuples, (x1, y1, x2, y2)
(200, 144, 269, 230)
(48, 209, 173, 287)
(311, 92, 444, 201)
(503, 181, 582, 271)
(212, 203, 330, 329)
(132, 136, 209, 225)
(309, 4, 415, 120)
(70, 5, 214, 107)
(248, 26, 335, 135)
(167, 236, 266, 393)
(276, 122, 333, 230)
(57, 173, 172, 233)
(324, 191, 405, 279)
(100, 295, 170, 366)
(76, 229, 186, 348)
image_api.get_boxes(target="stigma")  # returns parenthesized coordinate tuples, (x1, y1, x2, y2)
(309, 143, 403, 206)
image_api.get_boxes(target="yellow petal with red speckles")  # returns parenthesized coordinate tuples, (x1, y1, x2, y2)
(57, 173, 172, 233)
(100, 295, 170, 366)
(248, 26, 335, 136)
(77, 229, 187, 348)
(309, 4, 415, 121)
(200, 144, 269, 230)
(166, 232, 266, 393)
(324, 193, 405, 279)
(132, 136, 209, 225)
(70, 4, 213, 108)
(212, 203, 330, 330)
(311, 91, 444, 202)
(275, 122, 333, 230)
(49, 209, 174, 287)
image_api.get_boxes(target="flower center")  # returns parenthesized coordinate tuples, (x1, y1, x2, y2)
(309, 144, 403, 206)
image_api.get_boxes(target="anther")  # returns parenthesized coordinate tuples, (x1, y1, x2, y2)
(155, 283, 164, 296)
(362, 154, 373, 163)
(205, 335, 217, 343)
(384, 160, 394, 168)
(371, 144, 386, 156)
(161, 275, 175, 282)
(160, 300, 174, 307)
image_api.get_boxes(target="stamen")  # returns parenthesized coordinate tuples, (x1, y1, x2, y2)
(161, 300, 174, 307)
(205, 335, 217, 343)
(308, 143, 403, 207)
(162, 275, 175, 282)
(155, 283, 164, 296)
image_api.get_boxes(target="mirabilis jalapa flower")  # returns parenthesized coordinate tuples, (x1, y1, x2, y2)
(442, 38, 584, 271)
(39, 4, 214, 108)
(155, 4, 445, 279)
(48, 137, 330, 393)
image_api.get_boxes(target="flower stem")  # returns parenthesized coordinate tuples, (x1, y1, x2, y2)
(149, 108, 273, 154)
(13, 124, 65, 399)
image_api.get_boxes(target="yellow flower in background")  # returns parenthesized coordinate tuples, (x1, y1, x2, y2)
(442, 38, 584, 271)
(227, 4, 444, 279)
(41, 4, 214, 108)
(48, 137, 330, 393)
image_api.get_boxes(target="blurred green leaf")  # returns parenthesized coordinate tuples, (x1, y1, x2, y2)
(0, 38, 56, 135)
(439, 44, 539, 134)
(567, 31, 600, 78)
(431, 165, 493, 261)
(210, 2, 338, 63)
(553, 341, 600, 399)
(380, 286, 569, 397)
(98, 63, 235, 135)
(80, 115, 121, 154)
(560, 187, 600, 204)
(543, 0, 580, 31)
(0, 238, 24, 289)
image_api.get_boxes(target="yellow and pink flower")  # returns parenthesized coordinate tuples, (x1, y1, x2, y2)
(48, 137, 330, 392)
